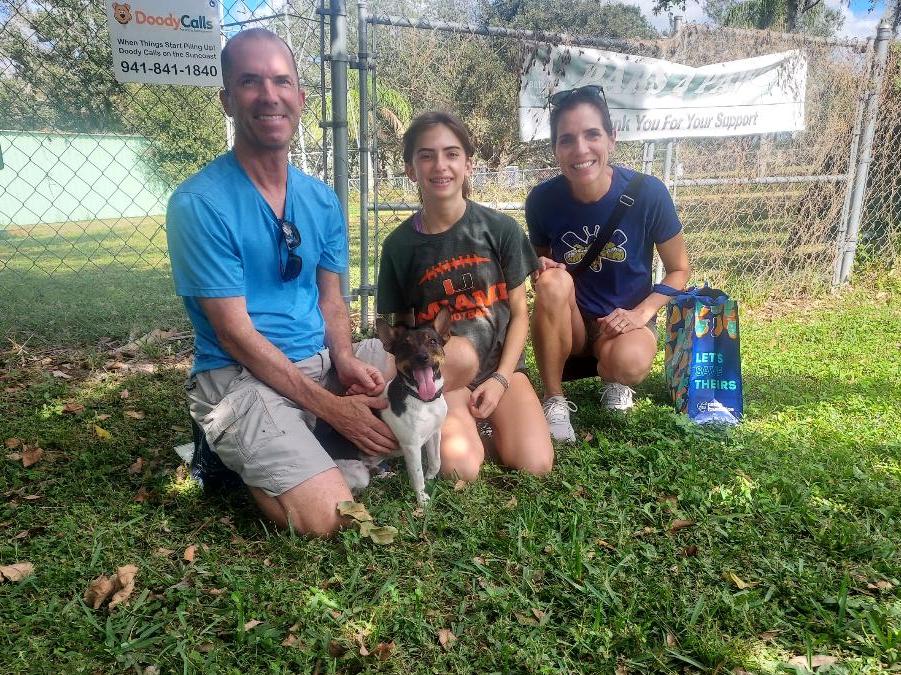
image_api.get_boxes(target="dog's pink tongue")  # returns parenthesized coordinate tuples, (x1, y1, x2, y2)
(413, 367, 437, 400)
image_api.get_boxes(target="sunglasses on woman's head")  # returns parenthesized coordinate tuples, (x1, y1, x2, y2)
(279, 219, 303, 282)
(548, 84, 607, 107)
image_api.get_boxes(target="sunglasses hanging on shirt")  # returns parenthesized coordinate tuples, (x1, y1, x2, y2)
(279, 219, 303, 282)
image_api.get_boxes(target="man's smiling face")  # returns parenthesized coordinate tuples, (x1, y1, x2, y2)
(219, 36, 304, 153)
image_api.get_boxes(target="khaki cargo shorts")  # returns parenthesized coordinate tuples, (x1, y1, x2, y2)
(185, 339, 388, 497)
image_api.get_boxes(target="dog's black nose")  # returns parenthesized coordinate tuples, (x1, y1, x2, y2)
(413, 352, 430, 367)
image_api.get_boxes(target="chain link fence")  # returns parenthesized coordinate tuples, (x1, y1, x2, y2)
(0, 0, 329, 346)
(360, 12, 895, 325)
(1, 1, 898, 348)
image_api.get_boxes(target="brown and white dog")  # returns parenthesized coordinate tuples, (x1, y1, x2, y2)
(336, 307, 451, 505)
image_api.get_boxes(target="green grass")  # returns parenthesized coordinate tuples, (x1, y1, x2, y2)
(1, 272, 899, 673)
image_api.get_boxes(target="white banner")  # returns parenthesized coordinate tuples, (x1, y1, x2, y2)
(520, 46, 807, 142)
(106, 0, 222, 87)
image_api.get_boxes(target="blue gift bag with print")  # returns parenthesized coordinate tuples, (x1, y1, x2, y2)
(659, 285, 743, 424)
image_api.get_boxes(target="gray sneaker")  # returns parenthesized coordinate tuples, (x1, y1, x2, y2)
(542, 395, 577, 442)
(600, 382, 634, 411)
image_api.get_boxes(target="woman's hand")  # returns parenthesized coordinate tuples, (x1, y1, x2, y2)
(468, 377, 507, 419)
(596, 307, 650, 339)
(532, 256, 567, 282)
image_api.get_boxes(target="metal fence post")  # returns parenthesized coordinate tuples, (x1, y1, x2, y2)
(838, 19, 892, 285)
(656, 139, 675, 283)
(330, 0, 351, 300)
(357, 0, 372, 330)
(832, 37, 874, 289)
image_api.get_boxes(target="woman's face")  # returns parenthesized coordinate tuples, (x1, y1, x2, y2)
(553, 102, 616, 192)
(405, 124, 472, 204)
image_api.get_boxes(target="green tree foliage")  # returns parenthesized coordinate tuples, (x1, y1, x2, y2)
(0, 0, 125, 132)
(703, 0, 845, 36)
(481, 0, 659, 40)
(373, 0, 659, 169)
(0, 0, 224, 187)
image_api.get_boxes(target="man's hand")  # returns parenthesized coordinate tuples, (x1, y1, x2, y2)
(596, 307, 649, 339)
(324, 395, 396, 456)
(334, 354, 386, 396)
(468, 378, 506, 419)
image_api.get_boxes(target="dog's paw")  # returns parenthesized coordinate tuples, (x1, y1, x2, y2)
(415, 490, 431, 506)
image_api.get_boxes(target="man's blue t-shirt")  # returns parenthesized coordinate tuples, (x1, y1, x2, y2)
(166, 151, 347, 375)
(526, 165, 682, 318)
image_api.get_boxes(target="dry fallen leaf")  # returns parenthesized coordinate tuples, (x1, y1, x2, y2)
(183, 545, 197, 563)
(93, 425, 111, 440)
(63, 402, 85, 414)
(84, 574, 115, 608)
(359, 521, 398, 545)
(453, 479, 466, 491)
(95, 413, 111, 421)
(788, 655, 838, 669)
(51, 370, 72, 379)
(155, 547, 174, 556)
(666, 632, 678, 647)
(867, 580, 893, 592)
(373, 641, 395, 660)
(108, 565, 138, 609)
(725, 571, 754, 590)
(515, 612, 538, 626)
(504, 496, 518, 509)
(128, 457, 145, 475)
(119, 389, 130, 399)
(4, 437, 22, 449)
(680, 545, 699, 557)
(412, 507, 424, 518)
(437, 628, 457, 650)
(669, 519, 694, 533)
(207, 588, 225, 596)
(596, 539, 616, 552)
(337, 500, 373, 522)
(5, 452, 22, 462)
(197, 643, 214, 653)
(281, 634, 299, 647)
(531, 608, 546, 621)
(759, 629, 781, 641)
(22, 446, 44, 468)
(124, 410, 146, 420)
(133, 487, 151, 503)
(0, 562, 34, 582)
(23, 494, 42, 501)
(243, 619, 262, 632)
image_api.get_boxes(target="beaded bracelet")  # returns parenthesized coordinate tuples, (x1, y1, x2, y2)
(489, 372, 510, 390)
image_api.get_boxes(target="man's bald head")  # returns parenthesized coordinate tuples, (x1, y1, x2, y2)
(221, 28, 299, 90)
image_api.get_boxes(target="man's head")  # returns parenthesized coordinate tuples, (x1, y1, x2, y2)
(219, 28, 305, 153)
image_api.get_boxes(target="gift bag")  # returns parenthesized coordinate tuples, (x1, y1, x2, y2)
(661, 285, 743, 424)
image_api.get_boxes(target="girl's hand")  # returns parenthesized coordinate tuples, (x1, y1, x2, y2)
(596, 307, 648, 338)
(468, 378, 506, 419)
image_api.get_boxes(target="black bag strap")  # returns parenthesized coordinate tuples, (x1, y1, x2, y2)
(567, 172, 646, 278)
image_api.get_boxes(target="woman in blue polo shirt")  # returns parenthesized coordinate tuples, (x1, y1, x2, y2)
(527, 85, 691, 441)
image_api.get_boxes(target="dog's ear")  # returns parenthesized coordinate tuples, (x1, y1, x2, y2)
(432, 305, 452, 343)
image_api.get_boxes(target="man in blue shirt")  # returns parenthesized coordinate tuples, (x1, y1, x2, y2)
(166, 28, 395, 535)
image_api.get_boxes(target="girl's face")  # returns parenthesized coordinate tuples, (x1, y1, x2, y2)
(553, 102, 616, 193)
(405, 124, 472, 204)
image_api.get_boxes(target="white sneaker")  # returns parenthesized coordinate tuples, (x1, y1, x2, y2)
(542, 395, 577, 442)
(600, 382, 634, 411)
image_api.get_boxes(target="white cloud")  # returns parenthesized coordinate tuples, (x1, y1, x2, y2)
(824, 0, 882, 38)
